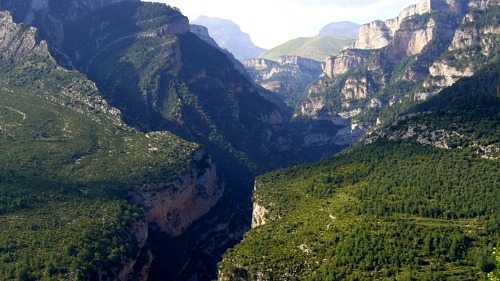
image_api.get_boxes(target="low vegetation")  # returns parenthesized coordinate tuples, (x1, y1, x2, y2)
(0, 51, 197, 279)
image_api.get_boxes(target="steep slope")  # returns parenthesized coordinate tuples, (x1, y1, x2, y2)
(258, 35, 354, 62)
(318, 21, 360, 37)
(191, 16, 267, 61)
(297, 0, 499, 145)
(0, 1, 302, 279)
(0, 10, 223, 280)
(218, 62, 500, 281)
(0, 0, 294, 194)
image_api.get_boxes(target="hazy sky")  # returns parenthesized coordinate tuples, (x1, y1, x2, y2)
(150, 0, 419, 49)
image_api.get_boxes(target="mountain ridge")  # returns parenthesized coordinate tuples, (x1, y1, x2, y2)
(258, 35, 354, 62)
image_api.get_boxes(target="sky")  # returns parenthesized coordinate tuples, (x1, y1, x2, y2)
(149, 0, 419, 49)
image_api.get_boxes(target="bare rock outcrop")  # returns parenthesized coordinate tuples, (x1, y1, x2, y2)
(251, 202, 268, 228)
(423, 4, 500, 95)
(130, 149, 224, 236)
(324, 49, 371, 78)
(0, 11, 51, 60)
(353, 20, 392, 50)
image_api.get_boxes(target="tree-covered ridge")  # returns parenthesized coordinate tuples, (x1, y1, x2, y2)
(369, 62, 500, 159)
(220, 140, 499, 280)
(218, 67, 500, 280)
(0, 51, 198, 279)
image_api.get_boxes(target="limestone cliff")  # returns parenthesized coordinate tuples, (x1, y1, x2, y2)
(251, 202, 268, 228)
(0, 11, 50, 60)
(324, 49, 371, 78)
(117, 219, 151, 281)
(130, 149, 223, 236)
(190, 24, 219, 48)
(244, 56, 323, 106)
(297, 0, 497, 135)
(422, 4, 500, 94)
(352, 20, 392, 50)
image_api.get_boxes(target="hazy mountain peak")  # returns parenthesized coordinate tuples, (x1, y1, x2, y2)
(318, 21, 360, 38)
(191, 15, 267, 61)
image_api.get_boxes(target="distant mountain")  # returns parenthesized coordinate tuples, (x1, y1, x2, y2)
(318, 21, 360, 37)
(258, 35, 354, 62)
(191, 16, 267, 61)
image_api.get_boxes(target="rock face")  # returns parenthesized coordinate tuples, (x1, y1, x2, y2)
(423, 4, 500, 93)
(191, 15, 266, 61)
(117, 219, 151, 281)
(353, 20, 392, 50)
(244, 56, 324, 106)
(324, 49, 371, 78)
(297, 0, 499, 140)
(251, 202, 268, 228)
(130, 149, 223, 236)
(0, 11, 50, 60)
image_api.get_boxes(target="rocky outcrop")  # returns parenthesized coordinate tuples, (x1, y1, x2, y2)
(350, 0, 468, 52)
(0, 11, 51, 60)
(353, 20, 392, 50)
(422, 4, 500, 95)
(0, 10, 126, 128)
(324, 49, 371, 78)
(130, 149, 223, 236)
(391, 17, 437, 56)
(341, 76, 370, 100)
(244, 56, 324, 81)
(117, 219, 151, 281)
(299, 96, 326, 117)
(190, 24, 219, 48)
(426, 62, 474, 88)
(244, 56, 323, 104)
(251, 202, 268, 228)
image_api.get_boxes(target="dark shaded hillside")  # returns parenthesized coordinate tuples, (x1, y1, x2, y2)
(58, 2, 292, 182)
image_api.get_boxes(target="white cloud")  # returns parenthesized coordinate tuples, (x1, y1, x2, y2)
(148, 0, 419, 49)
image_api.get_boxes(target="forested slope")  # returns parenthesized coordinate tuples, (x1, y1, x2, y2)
(218, 63, 500, 280)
